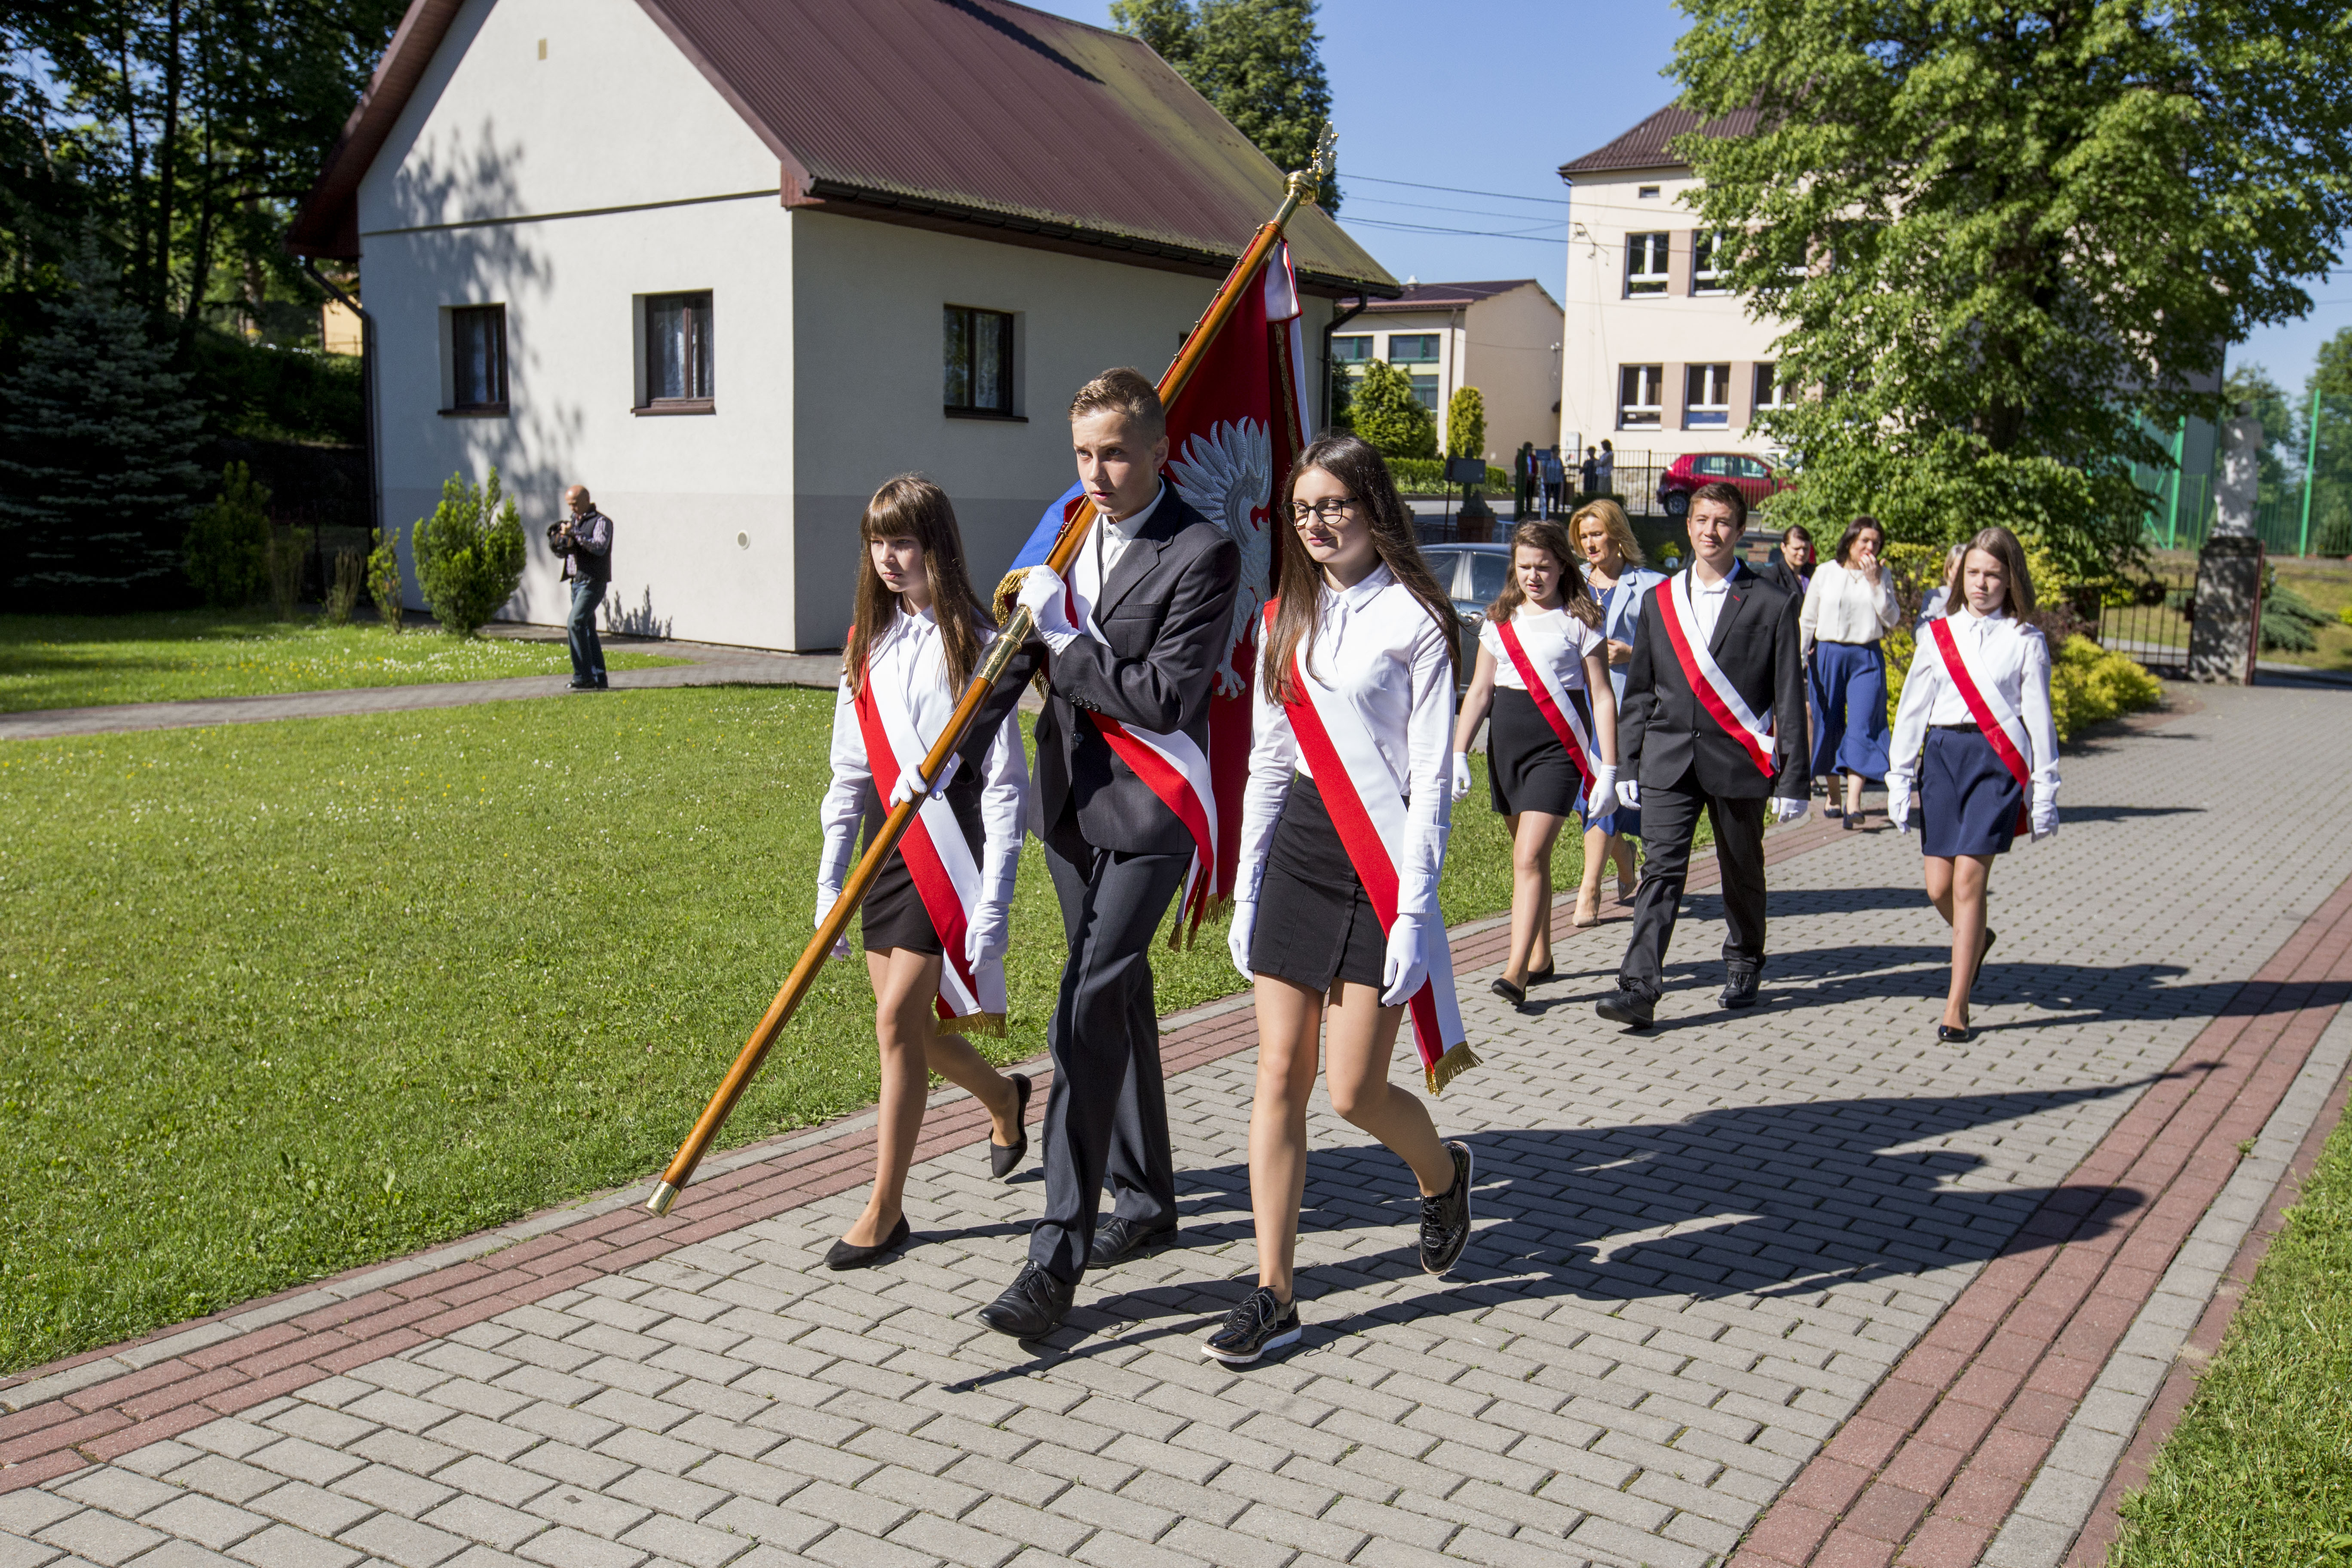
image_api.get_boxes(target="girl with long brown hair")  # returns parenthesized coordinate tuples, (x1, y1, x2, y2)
(1210, 433, 1474, 1365)
(816, 475, 1032, 1269)
(1449, 519, 1620, 1009)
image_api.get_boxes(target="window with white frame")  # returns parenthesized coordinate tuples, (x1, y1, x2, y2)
(1692, 233, 1726, 294)
(1753, 361, 1785, 410)
(1626, 233, 1669, 295)
(1618, 364, 1663, 428)
(1684, 363, 1732, 427)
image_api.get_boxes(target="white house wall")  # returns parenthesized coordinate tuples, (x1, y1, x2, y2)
(1464, 288, 1564, 462)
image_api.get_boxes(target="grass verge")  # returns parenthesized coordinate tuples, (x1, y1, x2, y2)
(2109, 1102, 2352, 1565)
(0, 685, 1599, 1373)
(0, 610, 686, 712)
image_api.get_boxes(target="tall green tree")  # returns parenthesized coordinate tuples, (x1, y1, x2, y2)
(1110, 0, 1339, 210)
(1446, 386, 1486, 462)
(2300, 327, 2352, 554)
(1353, 360, 1436, 459)
(1673, 0, 2352, 582)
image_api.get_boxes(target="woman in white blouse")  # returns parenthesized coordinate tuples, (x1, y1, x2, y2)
(1801, 516, 1903, 828)
(1213, 434, 1474, 1365)
(816, 477, 1031, 1270)
(1886, 526, 2060, 1043)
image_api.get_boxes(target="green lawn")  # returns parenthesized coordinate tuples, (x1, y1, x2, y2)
(0, 611, 686, 713)
(2108, 1110, 2352, 1565)
(0, 685, 1584, 1373)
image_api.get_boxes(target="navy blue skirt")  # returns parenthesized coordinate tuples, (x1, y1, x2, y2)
(1919, 726, 2023, 858)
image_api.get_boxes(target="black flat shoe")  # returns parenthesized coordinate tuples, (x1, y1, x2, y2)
(1525, 963, 1556, 986)
(977, 1262, 1075, 1338)
(823, 1215, 910, 1271)
(1490, 977, 1527, 1010)
(989, 1073, 1033, 1180)
(1842, 813, 1865, 831)
(1937, 1023, 1974, 1043)
(1087, 1215, 1177, 1268)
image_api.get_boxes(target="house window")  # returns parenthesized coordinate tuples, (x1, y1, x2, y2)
(1387, 334, 1440, 364)
(1685, 363, 1732, 427)
(1331, 335, 1374, 362)
(943, 305, 1015, 416)
(1618, 364, 1663, 429)
(1753, 361, 1785, 409)
(1692, 233, 1726, 294)
(447, 305, 507, 413)
(1410, 375, 1439, 410)
(1626, 233, 1669, 295)
(642, 291, 714, 410)
(1637, 185, 1661, 200)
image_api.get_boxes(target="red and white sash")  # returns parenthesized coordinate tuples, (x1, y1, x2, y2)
(1654, 571, 1776, 777)
(1059, 554, 1219, 931)
(1275, 629, 1476, 1094)
(1927, 618, 2033, 835)
(1494, 612, 1596, 792)
(849, 643, 1006, 1035)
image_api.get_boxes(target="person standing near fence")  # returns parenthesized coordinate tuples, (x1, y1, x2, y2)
(1801, 517, 1901, 827)
(1573, 500, 1662, 922)
(1596, 441, 1616, 497)
(1886, 527, 2059, 1041)
(1540, 448, 1565, 518)
(552, 485, 611, 691)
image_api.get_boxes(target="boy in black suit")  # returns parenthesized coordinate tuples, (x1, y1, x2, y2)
(979, 368, 1241, 1338)
(1598, 481, 1810, 1029)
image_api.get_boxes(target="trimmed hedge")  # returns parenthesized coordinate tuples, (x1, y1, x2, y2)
(1390, 458, 1513, 495)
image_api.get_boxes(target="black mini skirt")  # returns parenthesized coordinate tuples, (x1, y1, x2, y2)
(1250, 773, 1389, 991)
(856, 769, 985, 956)
(1487, 685, 1591, 818)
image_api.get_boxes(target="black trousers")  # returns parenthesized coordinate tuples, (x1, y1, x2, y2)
(1618, 769, 1768, 997)
(1028, 817, 1190, 1283)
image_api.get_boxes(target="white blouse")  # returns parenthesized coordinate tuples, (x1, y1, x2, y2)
(1801, 560, 1902, 649)
(1238, 565, 1455, 919)
(1478, 603, 1603, 692)
(819, 606, 1028, 902)
(1885, 608, 2061, 807)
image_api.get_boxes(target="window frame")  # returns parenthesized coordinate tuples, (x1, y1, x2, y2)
(1330, 334, 1375, 363)
(637, 290, 715, 415)
(943, 303, 1021, 420)
(1625, 233, 1670, 296)
(1691, 232, 1727, 294)
(1617, 364, 1663, 429)
(443, 304, 508, 417)
(1684, 362, 1733, 428)
(1753, 361, 1785, 410)
(1386, 333, 1441, 365)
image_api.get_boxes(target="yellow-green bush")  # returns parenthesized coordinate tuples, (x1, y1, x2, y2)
(1883, 629, 2159, 744)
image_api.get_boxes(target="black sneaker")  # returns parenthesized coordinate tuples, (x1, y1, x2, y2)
(1595, 984, 1655, 1029)
(1418, 1141, 1474, 1277)
(1202, 1286, 1301, 1364)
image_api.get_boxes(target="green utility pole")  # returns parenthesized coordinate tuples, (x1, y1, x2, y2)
(2166, 418, 2187, 549)
(2300, 383, 2322, 558)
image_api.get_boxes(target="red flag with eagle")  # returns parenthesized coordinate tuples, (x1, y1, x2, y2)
(998, 241, 1311, 944)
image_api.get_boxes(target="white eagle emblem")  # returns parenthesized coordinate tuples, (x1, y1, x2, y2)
(1169, 418, 1272, 697)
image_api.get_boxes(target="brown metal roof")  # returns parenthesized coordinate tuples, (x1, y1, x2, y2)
(288, 0, 1395, 297)
(1557, 103, 1760, 178)
(1360, 279, 1558, 313)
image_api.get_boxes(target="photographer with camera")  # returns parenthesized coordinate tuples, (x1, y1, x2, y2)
(551, 485, 612, 690)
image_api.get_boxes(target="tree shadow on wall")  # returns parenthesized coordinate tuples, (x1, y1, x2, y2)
(603, 586, 671, 641)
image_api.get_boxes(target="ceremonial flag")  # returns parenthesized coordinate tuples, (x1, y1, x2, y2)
(1000, 242, 1311, 942)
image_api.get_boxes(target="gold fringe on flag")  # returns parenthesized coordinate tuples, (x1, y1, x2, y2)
(936, 1011, 1007, 1040)
(1425, 1040, 1480, 1096)
(992, 569, 1052, 699)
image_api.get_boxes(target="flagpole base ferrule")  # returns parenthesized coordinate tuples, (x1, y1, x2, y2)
(646, 1180, 681, 1217)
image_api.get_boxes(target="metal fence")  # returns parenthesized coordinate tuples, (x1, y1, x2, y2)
(2081, 571, 2196, 671)
(2149, 392, 2352, 558)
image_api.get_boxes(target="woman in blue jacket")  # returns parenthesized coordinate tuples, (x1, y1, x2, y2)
(1571, 500, 1665, 925)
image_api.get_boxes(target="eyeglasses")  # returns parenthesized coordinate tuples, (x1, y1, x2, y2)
(1289, 498, 1358, 525)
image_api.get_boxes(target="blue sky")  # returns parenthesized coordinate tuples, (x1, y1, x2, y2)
(1024, 0, 2352, 394)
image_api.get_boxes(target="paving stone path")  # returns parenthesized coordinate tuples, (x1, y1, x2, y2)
(7, 682, 2352, 1568)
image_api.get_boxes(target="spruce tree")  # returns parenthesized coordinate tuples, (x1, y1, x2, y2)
(0, 257, 205, 609)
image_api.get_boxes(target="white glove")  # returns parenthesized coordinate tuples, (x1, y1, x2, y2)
(1380, 914, 1429, 1007)
(1586, 764, 1617, 817)
(1770, 796, 1810, 825)
(814, 889, 851, 961)
(1014, 565, 1079, 648)
(1887, 781, 1913, 834)
(886, 750, 960, 808)
(1227, 899, 1257, 979)
(2030, 799, 2058, 841)
(965, 901, 1010, 966)
(1617, 779, 1641, 811)
(1449, 752, 1473, 803)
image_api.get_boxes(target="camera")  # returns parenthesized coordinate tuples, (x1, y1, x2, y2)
(546, 519, 576, 554)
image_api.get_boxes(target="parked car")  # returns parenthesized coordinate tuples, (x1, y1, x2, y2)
(1657, 451, 1791, 518)
(1420, 542, 1514, 688)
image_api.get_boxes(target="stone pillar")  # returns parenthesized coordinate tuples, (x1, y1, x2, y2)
(2188, 410, 2266, 684)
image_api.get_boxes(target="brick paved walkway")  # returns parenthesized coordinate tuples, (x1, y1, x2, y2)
(7, 683, 2352, 1568)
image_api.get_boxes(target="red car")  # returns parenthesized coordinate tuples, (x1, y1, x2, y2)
(1657, 451, 1792, 518)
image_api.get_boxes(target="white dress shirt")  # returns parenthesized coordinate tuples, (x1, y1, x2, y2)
(1686, 561, 1741, 645)
(820, 605, 1028, 907)
(1479, 603, 1603, 691)
(1801, 560, 1902, 651)
(1069, 484, 1161, 617)
(1238, 565, 1455, 919)
(1885, 608, 2060, 808)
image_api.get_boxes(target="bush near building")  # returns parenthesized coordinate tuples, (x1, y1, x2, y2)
(413, 469, 526, 637)
(1353, 359, 1437, 459)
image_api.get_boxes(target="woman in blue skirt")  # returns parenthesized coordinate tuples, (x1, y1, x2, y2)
(1801, 517, 1901, 827)
(1885, 527, 2060, 1041)
(1572, 500, 1663, 923)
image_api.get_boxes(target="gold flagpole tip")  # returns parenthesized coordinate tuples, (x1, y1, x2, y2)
(645, 1180, 681, 1217)
(1286, 124, 1336, 205)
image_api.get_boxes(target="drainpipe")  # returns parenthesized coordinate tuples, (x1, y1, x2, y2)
(1320, 291, 1368, 432)
(300, 257, 383, 556)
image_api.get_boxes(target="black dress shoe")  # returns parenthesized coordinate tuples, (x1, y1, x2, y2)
(989, 1073, 1033, 1181)
(1490, 976, 1527, 1010)
(1595, 986, 1655, 1029)
(1088, 1215, 1176, 1268)
(1843, 813, 1864, 831)
(1938, 1023, 1975, 1043)
(822, 1215, 910, 1271)
(1525, 962, 1556, 986)
(1721, 967, 1761, 1008)
(977, 1262, 1076, 1338)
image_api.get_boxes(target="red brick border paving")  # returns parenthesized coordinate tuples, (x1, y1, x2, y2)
(0, 813, 1847, 1498)
(1730, 871, 2352, 1568)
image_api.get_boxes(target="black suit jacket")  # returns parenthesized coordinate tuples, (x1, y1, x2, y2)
(1031, 490, 1241, 856)
(1619, 562, 1808, 800)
